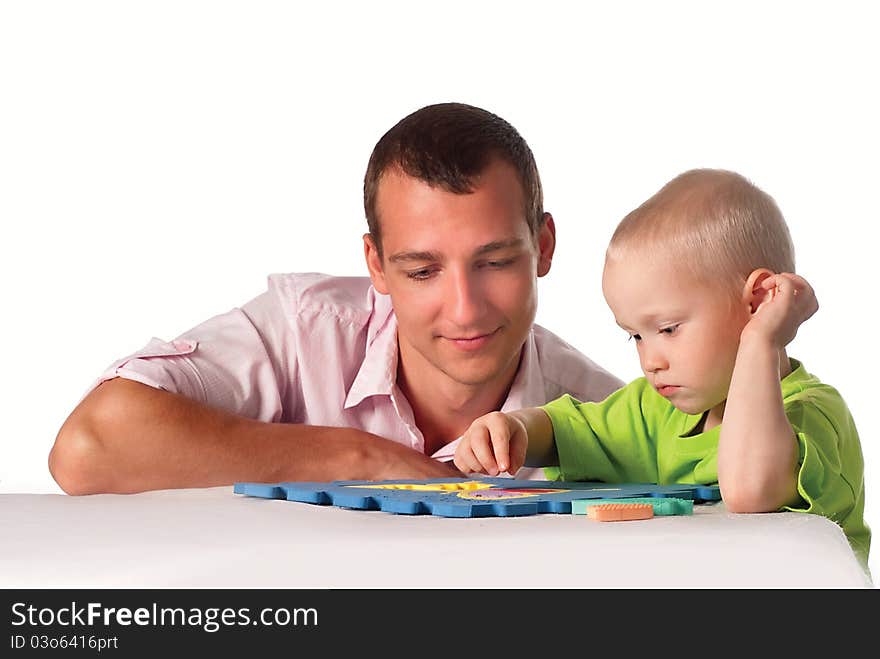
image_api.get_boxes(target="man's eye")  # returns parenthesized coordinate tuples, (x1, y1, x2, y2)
(406, 268, 435, 281)
(480, 258, 516, 269)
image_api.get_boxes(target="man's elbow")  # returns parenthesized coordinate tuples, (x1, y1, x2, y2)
(49, 382, 131, 496)
(49, 413, 108, 495)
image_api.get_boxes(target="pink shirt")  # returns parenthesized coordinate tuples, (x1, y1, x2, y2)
(90, 273, 623, 465)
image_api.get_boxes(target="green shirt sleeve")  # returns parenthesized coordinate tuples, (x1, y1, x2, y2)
(782, 392, 870, 564)
(540, 379, 662, 483)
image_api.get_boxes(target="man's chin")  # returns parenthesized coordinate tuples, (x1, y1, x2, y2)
(440, 369, 502, 388)
(436, 356, 511, 388)
(418, 334, 523, 387)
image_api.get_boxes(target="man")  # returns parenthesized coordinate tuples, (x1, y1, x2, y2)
(49, 103, 622, 494)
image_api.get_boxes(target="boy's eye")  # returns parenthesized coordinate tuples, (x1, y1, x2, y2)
(628, 333, 642, 342)
(660, 324, 680, 335)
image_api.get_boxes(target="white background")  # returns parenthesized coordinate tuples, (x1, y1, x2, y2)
(1, 1, 877, 579)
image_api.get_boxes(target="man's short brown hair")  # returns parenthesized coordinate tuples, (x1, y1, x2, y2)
(364, 102, 544, 257)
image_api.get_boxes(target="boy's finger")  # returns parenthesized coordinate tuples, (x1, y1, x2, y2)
(509, 435, 528, 475)
(760, 274, 779, 290)
(470, 426, 499, 476)
(453, 448, 474, 474)
(463, 448, 487, 475)
(486, 414, 513, 473)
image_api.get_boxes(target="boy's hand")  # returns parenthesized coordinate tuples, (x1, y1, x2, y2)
(454, 411, 528, 476)
(745, 273, 818, 347)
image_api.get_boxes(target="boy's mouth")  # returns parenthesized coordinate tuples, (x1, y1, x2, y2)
(656, 384, 681, 397)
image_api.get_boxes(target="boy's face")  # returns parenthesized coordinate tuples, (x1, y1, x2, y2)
(602, 252, 750, 424)
(364, 158, 555, 392)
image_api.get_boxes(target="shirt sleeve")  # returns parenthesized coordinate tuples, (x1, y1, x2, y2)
(86, 291, 285, 423)
(541, 380, 661, 483)
(782, 395, 864, 525)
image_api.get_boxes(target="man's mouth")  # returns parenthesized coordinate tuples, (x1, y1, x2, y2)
(443, 328, 499, 352)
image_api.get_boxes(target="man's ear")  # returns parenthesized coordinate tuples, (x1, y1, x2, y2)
(743, 268, 775, 314)
(536, 213, 556, 277)
(363, 233, 390, 295)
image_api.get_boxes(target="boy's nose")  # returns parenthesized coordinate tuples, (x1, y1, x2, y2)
(641, 344, 668, 373)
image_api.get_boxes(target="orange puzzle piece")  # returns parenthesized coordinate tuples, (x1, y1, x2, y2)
(586, 502, 655, 522)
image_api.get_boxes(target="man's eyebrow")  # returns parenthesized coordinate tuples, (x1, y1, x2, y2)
(387, 250, 442, 264)
(474, 238, 525, 255)
(388, 239, 526, 264)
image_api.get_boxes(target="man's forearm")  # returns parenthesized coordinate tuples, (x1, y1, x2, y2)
(49, 378, 455, 494)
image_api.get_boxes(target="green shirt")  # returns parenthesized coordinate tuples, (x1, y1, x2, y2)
(541, 359, 870, 567)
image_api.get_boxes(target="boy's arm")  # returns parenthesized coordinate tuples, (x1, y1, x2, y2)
(718, 337, 800, 511)
(509, 407, 557, 467)
(718, 273, 818, 512)
(456, 384, 658, 480)
(49, 378, 460, 495)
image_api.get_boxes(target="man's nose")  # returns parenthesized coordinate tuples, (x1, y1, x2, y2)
(447, 268, 486, 326)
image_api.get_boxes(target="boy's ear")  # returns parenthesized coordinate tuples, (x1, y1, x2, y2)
(363, 233, 390, 295)
(742, 268, 775, 314)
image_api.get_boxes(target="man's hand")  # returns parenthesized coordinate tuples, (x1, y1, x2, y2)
(453, 411, 528, 476)
(370, 438, 464, 480)
(745, 272, 818, 348)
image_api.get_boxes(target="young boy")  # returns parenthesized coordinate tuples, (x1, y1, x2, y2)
(454, 168, 870, 568)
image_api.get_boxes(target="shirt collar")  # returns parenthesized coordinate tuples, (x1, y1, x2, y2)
(344, 290, 398, 409)
(780, 358, 812, 397)
(500, 328, 546, 411)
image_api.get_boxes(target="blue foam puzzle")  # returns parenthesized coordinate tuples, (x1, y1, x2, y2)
(233, 478, 721, 518)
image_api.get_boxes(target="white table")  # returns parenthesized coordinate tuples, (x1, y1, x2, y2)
(0, 486, 872, 588)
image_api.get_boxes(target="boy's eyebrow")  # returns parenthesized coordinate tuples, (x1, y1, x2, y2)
(388, 238, 525, 264)
(616, 313, 682, 331)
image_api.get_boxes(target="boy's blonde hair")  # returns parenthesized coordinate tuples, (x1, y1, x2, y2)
(606, 169, 795, 295)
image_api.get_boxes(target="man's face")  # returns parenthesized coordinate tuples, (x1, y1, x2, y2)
(364, 159, 555, 392)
